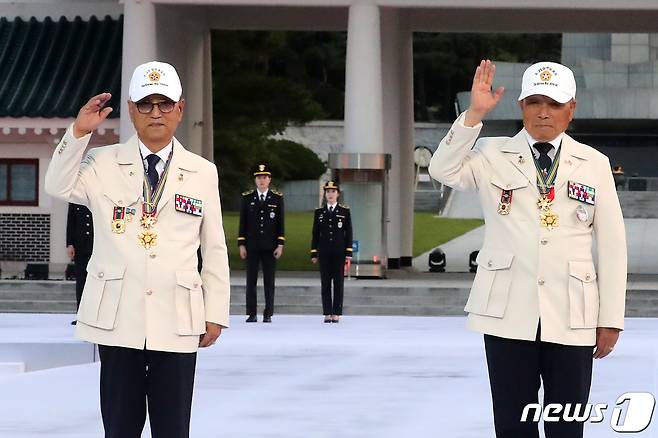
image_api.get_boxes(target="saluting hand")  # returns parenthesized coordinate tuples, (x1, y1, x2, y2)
(72, 93, 113, 138)
(464, 60, 505, 127)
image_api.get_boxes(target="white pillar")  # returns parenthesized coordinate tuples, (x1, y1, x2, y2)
(380, 9, 415, 268)
(398, 15, 415, 266)
(183, 27, 206, 156)
(344, 1, 383, 153)
(120, 0, 157, 142)
(380, 9, 402, 266)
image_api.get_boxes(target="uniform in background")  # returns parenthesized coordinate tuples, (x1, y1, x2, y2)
(238, 164, 285, 322)
(311, 181, 353, 321)
(66, 203, 93, 311)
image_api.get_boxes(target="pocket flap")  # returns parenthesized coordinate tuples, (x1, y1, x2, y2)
(87, 259, 126, 280)
(103, 190, 141, 207)
(569, 261, 597, 283)
(476, 250, 514, 271)
(176, 270, 203, 290)
(490, 175, 528, 191)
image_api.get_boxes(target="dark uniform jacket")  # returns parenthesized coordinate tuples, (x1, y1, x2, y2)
(238, 190, 285, 250)
(66, 203, 94, 257)
(311, 204, 353, 258)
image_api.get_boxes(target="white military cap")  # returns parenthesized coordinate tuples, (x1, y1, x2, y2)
(518, 62, 576, 104)
(129, 61, 182, 102)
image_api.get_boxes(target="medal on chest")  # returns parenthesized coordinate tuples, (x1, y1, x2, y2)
(498, 189, 513, 215)
(535, 148, 561, 230)
(137, 147, 173, 249)
(111, 206, 126, 234)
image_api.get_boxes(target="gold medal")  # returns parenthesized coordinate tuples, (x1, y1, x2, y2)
(498, 202, 511, 215)
(111, 219, 126, 234)
(540, 210, 559, 230)
(537, 195, 552, 211)
(138, 230, 158, 249)
(140, 213, 157, 229)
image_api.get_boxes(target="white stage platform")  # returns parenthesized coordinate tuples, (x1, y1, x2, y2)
(0, 314, 656, 437)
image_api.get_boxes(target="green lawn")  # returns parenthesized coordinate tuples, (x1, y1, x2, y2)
(222, 211, 483, 270)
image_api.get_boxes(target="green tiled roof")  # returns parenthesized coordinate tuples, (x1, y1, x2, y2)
(0, 15, 122, 118)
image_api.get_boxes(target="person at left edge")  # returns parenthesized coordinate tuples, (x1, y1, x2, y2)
(238, 163, 285, 323)
(66, 203, 93, 325)
(45, 61, 230, 438)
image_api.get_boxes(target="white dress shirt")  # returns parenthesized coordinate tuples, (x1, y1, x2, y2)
(139, 140, 173, 177)
(523, 129, 564, 161)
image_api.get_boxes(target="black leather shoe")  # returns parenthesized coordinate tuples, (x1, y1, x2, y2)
(246, 315, 257, 323)
(263, 316, 272, 323)
(324, 317, 332, 323)
(70, 320, 77, 326)
(332, 318, 340, 323)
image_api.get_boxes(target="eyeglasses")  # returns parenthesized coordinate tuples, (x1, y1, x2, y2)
(135, 100, 176, 114)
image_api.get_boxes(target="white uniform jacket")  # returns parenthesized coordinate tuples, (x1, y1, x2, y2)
(45, 127, 230, 353)
(429, 113, 626, 346)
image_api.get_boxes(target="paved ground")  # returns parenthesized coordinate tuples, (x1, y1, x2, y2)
(0, 314, 657, 438)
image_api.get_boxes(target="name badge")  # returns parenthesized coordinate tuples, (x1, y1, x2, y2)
(568, 181, 595, 205)
(175, 194, 203, 217)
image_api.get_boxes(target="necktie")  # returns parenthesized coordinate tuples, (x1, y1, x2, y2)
(146, 154, 160, 190)
(534, 142, 553, 173)
(260, 194, 265, 202)
(330, 206, 334, 213)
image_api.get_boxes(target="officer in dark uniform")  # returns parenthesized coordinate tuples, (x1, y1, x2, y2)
(238, 164, 285, 323)
(311, 181, 353, 323)
(66, 203, 93, 325)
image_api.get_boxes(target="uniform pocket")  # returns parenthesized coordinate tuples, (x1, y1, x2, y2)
(568, 261, 599, 328)
(175, 270, 206, 335)
(465, 250, 514, 318)
(77, 260, 126, 330)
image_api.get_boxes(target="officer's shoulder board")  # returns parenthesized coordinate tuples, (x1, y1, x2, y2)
(338, 203, 350, 209)
(271, 189, 283, 197)
(242, 190, 254, 196)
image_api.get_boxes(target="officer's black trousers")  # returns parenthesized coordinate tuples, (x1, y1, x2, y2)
(98, 345, 197, 438)
(484, 332, 593, 438)
(319, 251, 345, 315)
(246, 248, 276, 317)
(73, 254, 90, 309)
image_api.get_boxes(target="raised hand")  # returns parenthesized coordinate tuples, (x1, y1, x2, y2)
(464, 60, 505, 127)
(72, 93, 113, 138)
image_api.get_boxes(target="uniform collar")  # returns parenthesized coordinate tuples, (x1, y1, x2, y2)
(138, 139, 173, 164)
(257, 189, 269, 199)
(523, 129, 564, 157)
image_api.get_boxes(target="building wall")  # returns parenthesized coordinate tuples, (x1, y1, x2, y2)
(0, 123, 119, 277)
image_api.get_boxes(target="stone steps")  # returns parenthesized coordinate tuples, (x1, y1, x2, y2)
(1, 280, 657, 317)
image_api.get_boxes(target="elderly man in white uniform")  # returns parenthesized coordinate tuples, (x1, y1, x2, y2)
(46, 61, 230, 438)
(429, 60, 626, 438)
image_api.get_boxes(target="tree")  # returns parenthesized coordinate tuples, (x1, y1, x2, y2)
(212, 30, 327, 209)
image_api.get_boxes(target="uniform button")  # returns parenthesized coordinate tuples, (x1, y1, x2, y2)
(87, 223, 90, 227)
(86, 215, 90, 218)
(118, 200, 124, 206)
(487, 260, 493, 267)
(538, 278, 545, 286)
(86, 231, 90, 235)
(260, 231, 264, 234)
(260, 210, 263, 213)
(506, 184, 511, 189)
(149, 253, 156, 259)
(146, 289, 153, 296)
(540, 238, 548, 245)
(98, 272, 104, 278)
(585, 274, 591, 281)
(193, 283, 199, 288)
